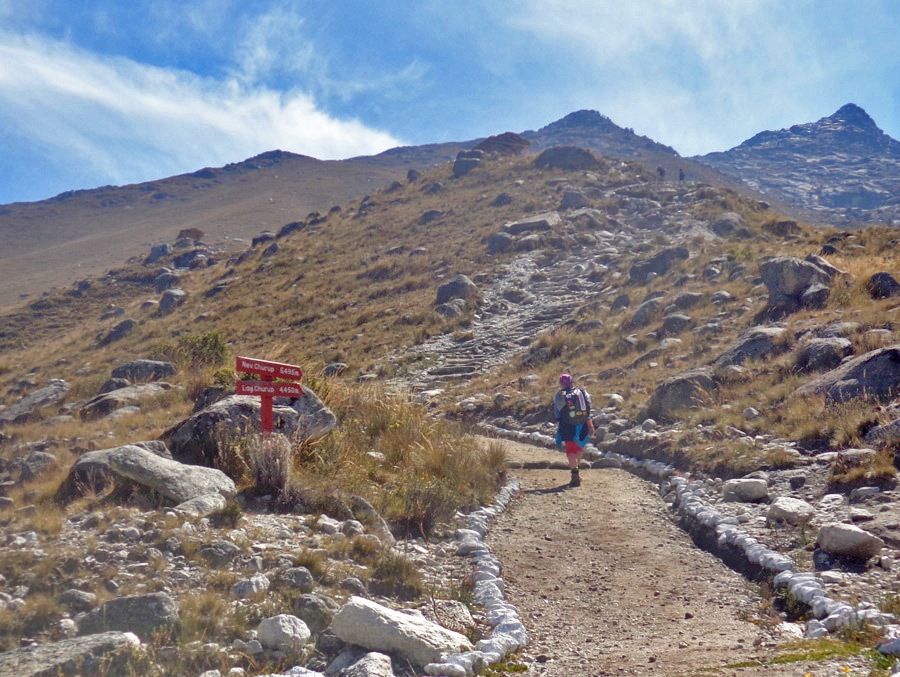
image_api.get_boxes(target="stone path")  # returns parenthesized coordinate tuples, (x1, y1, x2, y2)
(485, 437, 881, 676)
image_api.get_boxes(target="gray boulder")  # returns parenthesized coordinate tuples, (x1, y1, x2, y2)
(487, 232, 514, 253)
(0, 632, 140, 677)
(78, 593, 178, 640)
(198, 540, 242, 567)
(284, 567, 315, 592)
(435, 275, 479, 305)
(817, 523, 884, 561)
(99, 377, 130, 394)
(145, 243, 172, 263)
(631, 298, 662, 328)
(0, 379, 70, 429)
(560, 191, 590, 210)
(20, 451, 57, 482)
(714, 326, 787, 368)
(792, 337, 853, 373)
(767, 497, 816, 525)
(534, 146, 600, 170)
(257, 614, 311, 652)
(79, 383, 176, 421)
(673, 292, 706, 309)
(660, 313, 692, 336)
(59, 444, 236, 504)
(452, 157, 479, 178)
(111, 359, 177, 382)
(758, 256, 837, 318)
(293, 593, 339, 633)
(502, 212, 561, 235)
(795, 345, 900, 403)
(174, 492, 226, 516)
(331, 596, 473, 667)
(629, 247, 689, 284)
(866, 272, 900, 299)
(342, 652, 395, 677)
(158, 288, 187, 314)
(154, 272, 180, 293)
(161, 391, 336, 464)
(98, 319, 135, 346)
(645, 368, 715, 421)
(723, 478, 768, 502)
(865, 418, 900, 447)
(711, 212, 744, 236)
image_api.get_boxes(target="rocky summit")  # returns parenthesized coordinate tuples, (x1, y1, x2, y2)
(7, 106, 900, 676)
(697, 103, 900, 226)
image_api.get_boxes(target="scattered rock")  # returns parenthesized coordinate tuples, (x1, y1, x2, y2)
(795, 345, 900, 402)
(158, 288, 187, 315)
(331, 596, 473, 667)
(767, 497, 815, 525)
(817, 523, 884, 561)
(722, 478, 768, 503)
(645, 368, 715, 421)
(231, 574, 270, 599)
(0, 379, 70, 429)
(629, 247, 689, 284)
(79, 383, 177, 420)
(793, 337, 853, 373)
(866, 272, 900, 299)
(97, 319, 135, 346)
(293, 594, 339, 633)
(0, 632, 140, 677)
(78, 593, 178, 640)
(59, 444, 236, 504)
(111, 360, 177, 383)
(257, 614, 311, 652)
(534, 146, 601, 170)
(502, 212, 561, 236)
(714, 326, 787, 368)
(435, 275, 479, 305)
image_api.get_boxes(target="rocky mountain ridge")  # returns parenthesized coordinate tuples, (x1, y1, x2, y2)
(697, 103, 900, 226)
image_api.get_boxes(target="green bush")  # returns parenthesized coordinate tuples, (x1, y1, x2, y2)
(150, 331, 228, 369)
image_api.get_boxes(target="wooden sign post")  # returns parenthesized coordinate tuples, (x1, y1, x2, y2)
(235, 356, 304, 434)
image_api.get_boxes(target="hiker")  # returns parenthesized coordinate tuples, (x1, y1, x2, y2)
(678, 168, 685, 182)
(554, 373, 594, 487)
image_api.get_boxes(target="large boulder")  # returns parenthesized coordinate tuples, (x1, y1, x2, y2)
(158, 288, 187, 314)
(97, 319, 136, 346)
(78, 593, 179, 640)
(795, 345, 900, 403)
(257, 614, 311, 652)
(714, 327, 788, 368)
(161, 392, 336, 464)
(534, 146, 601, 170)
(331, 596, 473, 667)
(865, 418, 900, 447)
(59, 444, 236, 504)
(111, 359, 177, 382)
(758, 256, 838, 318)
(0, 632, 140, 677)
(79, 383, 177, 421)
(767, 497, 816, 525)
(435, 275, 479, 305)
(645, 368, 715, 421)
(293, 594, 339, 633)
(817, 523, 884, 560)
(722, 478, 768, 502)
(0, 379, 70, 429)
(342, 652, 395, 677)
(501, 212, 561, 236)
(630, 298, 663, 328)
(629, 247, 689, 283)
(792, 337, 853, 373)
(866, 272, 900, 299)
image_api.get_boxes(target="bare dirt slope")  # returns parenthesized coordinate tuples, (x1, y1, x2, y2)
(486, 438, 877, 676)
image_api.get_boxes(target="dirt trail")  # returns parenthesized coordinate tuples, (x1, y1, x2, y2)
(485, 437, 877, 676)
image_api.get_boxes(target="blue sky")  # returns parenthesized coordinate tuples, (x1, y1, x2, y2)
(1, 0, 898, 204)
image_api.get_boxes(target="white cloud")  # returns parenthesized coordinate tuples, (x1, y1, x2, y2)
(0, 31, 402, 189)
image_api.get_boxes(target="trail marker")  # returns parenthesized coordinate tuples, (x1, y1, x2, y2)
(235, 356, 303, 434)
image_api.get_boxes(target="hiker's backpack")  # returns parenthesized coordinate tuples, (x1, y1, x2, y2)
(561, 388, 590, 425)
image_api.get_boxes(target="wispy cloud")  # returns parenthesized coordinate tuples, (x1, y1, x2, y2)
(0, 31, 402, 194)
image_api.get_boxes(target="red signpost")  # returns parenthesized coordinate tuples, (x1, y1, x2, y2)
(236, 356, 304, 434)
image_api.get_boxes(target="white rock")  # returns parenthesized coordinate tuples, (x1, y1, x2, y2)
(331, 596, 473, 667)
(316, 515, 341, 535)
(231, 574, 270, 599)
(257, 614, 311, 652)
(340, 651, 395, 677)
(817, 523, 884, 560)
(767, 497, 816, 525)
(722, 478, 768, 502)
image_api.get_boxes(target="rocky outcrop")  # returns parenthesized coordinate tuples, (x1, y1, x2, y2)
(97, 318, 135, 346)
(645, 368, 715, 421)
(795, 345, 900, 402)
(629, 247, 689, 283)
(161, 391, 336, 464)
(757, 256, 838, 319)
(331, 596, 473, 667)
(158, 288, 187, 314)
(79, 383, 177, 421)
(59, 444, 236, 504)
(111, 359, 177, 382)
(534, 145, 601, 170)
(0, 379, 69, 428)
(866, 272, 900, 299)
(714, 326, 787, 368)
(792, 337, 853, 373)
(501, 212, 561, 236)
(435, 275, 479, 305)
(0, 632, 140, 677)
(78, 593, 179, 640)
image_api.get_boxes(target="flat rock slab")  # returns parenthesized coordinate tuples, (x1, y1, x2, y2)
(0, 632, 139, 676)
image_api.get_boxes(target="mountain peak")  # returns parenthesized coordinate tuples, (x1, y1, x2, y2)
(827, 103, 878, 130)
(539, 109, 617, 133)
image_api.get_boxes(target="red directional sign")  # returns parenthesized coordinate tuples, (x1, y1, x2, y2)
(235, 356, 304, 434)
(236, 380, 304, 398)
(236, 356, 303, 381)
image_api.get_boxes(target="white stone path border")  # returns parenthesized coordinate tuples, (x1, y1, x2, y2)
(480, 424, 900, 658)
(424, 477, 526, 676)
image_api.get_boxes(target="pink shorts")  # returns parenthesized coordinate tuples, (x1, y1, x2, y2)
(564, 441, 582, 456)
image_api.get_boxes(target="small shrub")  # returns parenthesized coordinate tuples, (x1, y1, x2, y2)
(370, 550, 424, 599)
(150, 331, 228, 369)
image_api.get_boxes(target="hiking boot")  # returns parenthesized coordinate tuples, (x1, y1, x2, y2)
(569, 469, 581, 487)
